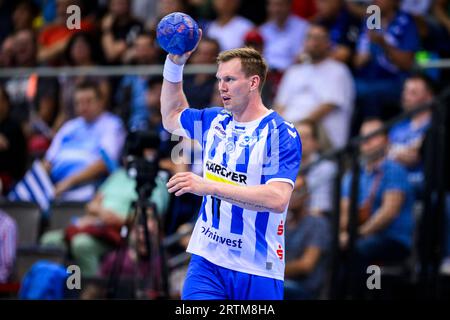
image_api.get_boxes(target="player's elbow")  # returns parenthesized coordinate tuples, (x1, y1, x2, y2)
(271, 197, 289, 213)
(267, 187, 291, 213)
(161, 112, 178, 134)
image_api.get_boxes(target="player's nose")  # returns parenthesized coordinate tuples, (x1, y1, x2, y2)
(218, 80, 228, 93)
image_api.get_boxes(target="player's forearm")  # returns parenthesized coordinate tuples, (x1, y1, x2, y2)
(208, 182, 289, 213)
(160, 60, 189, 133)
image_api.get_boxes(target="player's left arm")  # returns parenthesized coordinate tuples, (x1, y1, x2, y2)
(166, 173, 293, 213)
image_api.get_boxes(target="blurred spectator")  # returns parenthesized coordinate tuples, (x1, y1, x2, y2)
(38, 0, 95, 65)
(115, 31, 159, 131)
(243, 29, 276, 106)
(284, 176, 331, 300)
(352, 0, 420, 134)
(243, 29, 264, 53)
(340, 118, 414, 289)
(12, 0, 40, 32)
(4, 29, 39, 124)
(4, 29, 60, 157)
(56, 32, 110, 130)
(0, 209, 17, 283)
(42, 81, 126, 201)
(121, 29, 160, 65)
(183, 37, 220, 109)
(131, 0, 159, 28)
(145, 76, 177, 162)
(0, 85, 27, 195)
(0, 36, 14, 68)
(401, 0, 432, 17)
(275, 24, 355, 149)
(296, 119, 336, 215)
(41, 133, 171, 277)
(206, 0, 254, 51)
(313, 0, 361, 64)
(188, 0, 216, 22)
(291, 0, 317, 19)
(259, 0, 309, 71)
(388, 74, 434, 197)
(152, 0, 190, 27)
(101, 0, 144, 64)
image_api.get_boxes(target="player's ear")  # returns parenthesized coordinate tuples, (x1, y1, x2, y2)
(249, 75, 260, 92)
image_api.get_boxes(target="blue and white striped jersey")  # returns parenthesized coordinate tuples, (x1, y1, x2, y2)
(178, 107, 302, 280)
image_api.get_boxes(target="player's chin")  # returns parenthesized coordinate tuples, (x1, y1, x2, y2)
(222, 101, 234, 111)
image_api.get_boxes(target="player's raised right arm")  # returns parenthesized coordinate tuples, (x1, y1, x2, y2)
(160, 31, 202, 134)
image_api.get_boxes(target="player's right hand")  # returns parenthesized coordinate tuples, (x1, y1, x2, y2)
(168, 29, 203, 65)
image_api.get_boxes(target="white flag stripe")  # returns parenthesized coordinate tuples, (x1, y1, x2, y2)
(32, 161, 54, 198)
(24, 174, 49, 211)
(15, 184, 32, 201)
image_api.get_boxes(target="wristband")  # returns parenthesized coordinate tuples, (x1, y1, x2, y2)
(163, 55, 184, 83)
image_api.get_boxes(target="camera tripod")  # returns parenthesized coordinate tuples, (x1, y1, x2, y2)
(106, 183, 169, 299)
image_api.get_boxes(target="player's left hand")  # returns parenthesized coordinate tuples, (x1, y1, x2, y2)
(167, 172, 211, 197)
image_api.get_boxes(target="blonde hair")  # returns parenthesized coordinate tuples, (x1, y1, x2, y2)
(217, 47, 268, 91)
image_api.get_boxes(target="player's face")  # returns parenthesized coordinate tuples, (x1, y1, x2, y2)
(216, 58, 253, 113)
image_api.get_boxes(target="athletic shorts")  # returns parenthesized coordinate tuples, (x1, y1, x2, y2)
(181, 254, 284, 300)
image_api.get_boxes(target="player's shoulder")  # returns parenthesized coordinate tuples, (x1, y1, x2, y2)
(269, 111, 300, 141)
(271, 111, 296, 130)
(202, 106, 231, 121)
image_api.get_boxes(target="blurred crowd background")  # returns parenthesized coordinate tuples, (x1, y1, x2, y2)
(0, 0, 450, 300)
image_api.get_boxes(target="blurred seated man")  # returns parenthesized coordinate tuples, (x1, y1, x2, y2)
(275, 24, 355, 149)
(40, 131, 171, 277)
(388, 74, 434, 197)
(340, 118, 414, 281)
(43, 81, 126, 201)
(284, 176, 331, 300)
(296, 119, 336, 215)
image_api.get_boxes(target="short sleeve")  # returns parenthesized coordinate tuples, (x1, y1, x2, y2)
(178, 107, 223, 144)
(383, 162, 409, 193)
(262, 122, 302, 188)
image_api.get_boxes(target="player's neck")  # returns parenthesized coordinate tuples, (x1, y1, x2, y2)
(233, 96, 268, 123)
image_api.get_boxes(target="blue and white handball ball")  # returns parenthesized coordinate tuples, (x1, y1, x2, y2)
(156, 12, 200, 55)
